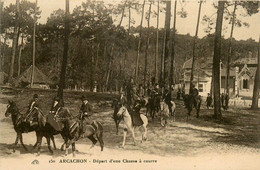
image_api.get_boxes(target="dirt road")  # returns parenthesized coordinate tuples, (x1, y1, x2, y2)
(0, 93, 260, 170)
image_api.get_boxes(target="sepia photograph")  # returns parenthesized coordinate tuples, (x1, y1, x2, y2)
(0, 0, 259, 169)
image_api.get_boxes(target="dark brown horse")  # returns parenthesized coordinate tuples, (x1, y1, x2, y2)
(146, 93, 160, 119)
(111, 99, 122, 135)
(183, 94, 202, 120)
(4, 100, 56, 153)
(33, 107, 73, 156)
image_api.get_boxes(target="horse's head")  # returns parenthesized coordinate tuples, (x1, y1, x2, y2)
(117, 106, 127, 117)
(5, 100, 18, 117)
(160, 101, 167, 111)
(111, 99, 118, 108)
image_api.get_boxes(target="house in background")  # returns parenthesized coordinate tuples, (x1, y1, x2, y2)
(14, 65, 51, 88)
(233, 57, 257, 97)
(182, 55, 257, 98)
(182, 57, 213, 97)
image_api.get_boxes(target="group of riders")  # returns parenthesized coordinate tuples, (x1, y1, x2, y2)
(23, 93, 95, 133)
(23, 77, 230, 132)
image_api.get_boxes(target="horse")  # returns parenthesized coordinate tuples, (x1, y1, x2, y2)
(117, 106, 148, 148)
(183, 94, 202, 120)
(31, 107, 74, 156)
(146, 93, 160, 119)
(54, 110, 104, 156)
(111, 99, 122, 135)
(159, 100, 176, 127)
(4, 100, 56, 153)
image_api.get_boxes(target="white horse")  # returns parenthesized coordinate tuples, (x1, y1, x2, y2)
(159, 100, 176, 127)
(117, 106, 148, 148)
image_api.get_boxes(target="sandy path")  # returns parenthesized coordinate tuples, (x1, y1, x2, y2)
(0, 102, 260, 170)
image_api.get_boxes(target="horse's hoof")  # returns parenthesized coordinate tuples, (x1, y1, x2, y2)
(90, 144, 95, 149)
(119, 145, 124, 149)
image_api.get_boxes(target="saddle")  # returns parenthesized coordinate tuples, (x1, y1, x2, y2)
(129, 106, 143, 126)
(46, 112, 64, 132)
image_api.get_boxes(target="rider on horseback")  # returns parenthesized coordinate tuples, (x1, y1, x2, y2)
(25, 94, 40, 126)
(75, 95, 97, 139)
(163, 89, 173, 115)
(46, 96, 64, 131)
(79, 95, 94, 124)
(119, 91, 128, 107)
(50, 96, 63, 115)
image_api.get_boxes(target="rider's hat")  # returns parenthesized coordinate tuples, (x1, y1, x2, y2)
(33, 94, 38, 99)
(81, 95, 87, 101)
(54, 96, 60, 102)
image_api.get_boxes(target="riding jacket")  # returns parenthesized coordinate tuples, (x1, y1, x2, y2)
(79, 102, 93, 124)
(50, 102, 62, 115)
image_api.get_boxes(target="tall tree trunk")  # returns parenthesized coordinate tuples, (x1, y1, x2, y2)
(213, 1, 225, 119)
(1, 34, 7, 72)
(155, 0, 159, 84)
(31, 0, 37, 87)
(18, 33, 24, 77)
(106, 0, 126, 91)
(251, 36, 260, 109)
(160, 30, 166, 85)
(226, 2, 237, 95)
(170, 0, 177, 89)
(90, 7, 96, 91)
(106, 45, 113, 91)
(123, 3, 131, 76)
(8, 0, 20, 83)
(58, 0, 70, 99)
(163, 0, 171, 88)
(189, 1, 202, 94)
(144, 1, 152, 93)
(135, 0, 145, 83)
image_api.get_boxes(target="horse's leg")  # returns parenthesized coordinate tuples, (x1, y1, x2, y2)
(46, 136, 53, 155)
(96, 131, 104, 151)
(65, 138, 75, 156)
(131, 127, 136, 146)
(19, 133, 28, 151)
(13, 133, 19, 152)
(160, 117, 164, 127)
(72, 142, 76, 157)
(36, 135, 42, 156)
(50, 135, 56, 150)
(196, 102, 201, 118)
(142, 124, 147, 141)
(121, 128, 127, 148)
(115, 119, 119, 135)
(87, 135, 97, 149)
(60, 135, 67, 151)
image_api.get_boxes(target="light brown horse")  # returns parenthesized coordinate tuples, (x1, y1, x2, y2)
(159, 101, 176, 127)
(53, 110, 104, 156)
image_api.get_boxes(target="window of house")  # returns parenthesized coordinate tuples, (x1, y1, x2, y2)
(243, 79, 249, 89)
(199, 84, 203, 92)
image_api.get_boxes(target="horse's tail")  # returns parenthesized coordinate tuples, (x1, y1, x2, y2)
(95, 121, 103, 133)
(95, 121, 104, 151)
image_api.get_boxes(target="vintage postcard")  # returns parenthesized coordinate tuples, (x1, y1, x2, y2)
(0, 0, 259, 169)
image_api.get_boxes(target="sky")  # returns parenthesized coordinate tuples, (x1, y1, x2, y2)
(2, 0, 260, 41)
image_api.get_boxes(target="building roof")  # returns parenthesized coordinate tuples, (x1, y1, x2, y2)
(221, 67, 236, 77)
(238, 64, 257, 78)
(15, 65, 51, 85)
(183, 57, 214, 69)
(233, 57, 258, 66)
